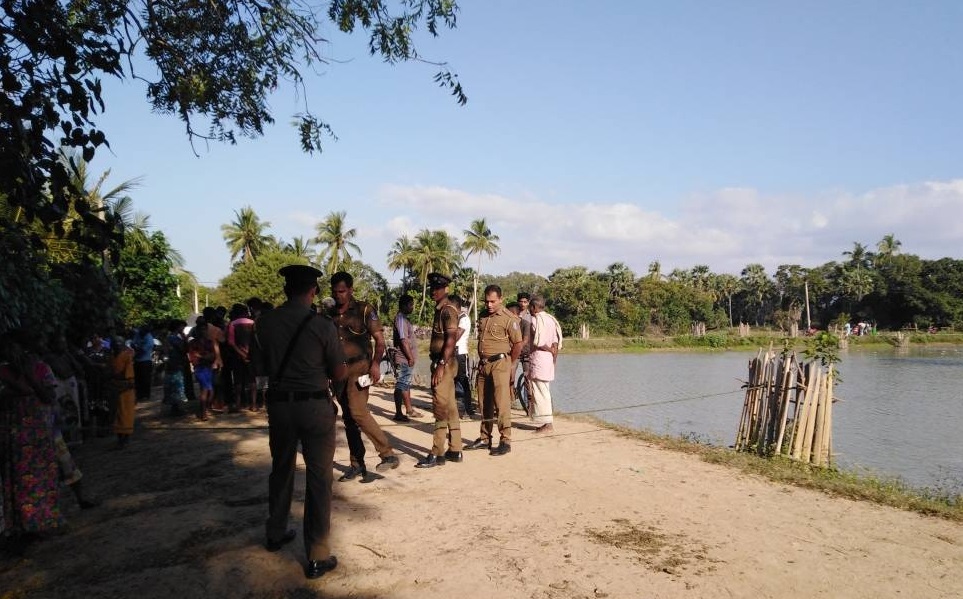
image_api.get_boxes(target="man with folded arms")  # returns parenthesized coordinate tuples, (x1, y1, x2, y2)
(252, 264, 346, 579)
(464, 284, 523, 456)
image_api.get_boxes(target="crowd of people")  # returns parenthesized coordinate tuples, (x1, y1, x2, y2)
(1, 266, 563, 579)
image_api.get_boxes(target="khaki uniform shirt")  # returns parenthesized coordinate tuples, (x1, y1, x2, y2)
(327, 299, 379, 363)
(477, 307, 522, 357)
(429, 298, 459, 358)
(252, 301, 344, 392)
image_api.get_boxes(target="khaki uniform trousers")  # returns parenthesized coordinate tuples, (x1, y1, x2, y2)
(337, 361, 392, 468)
(430, 361, 462, 455)
(476, 357, 512, 443)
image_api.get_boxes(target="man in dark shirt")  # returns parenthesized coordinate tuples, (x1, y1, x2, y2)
(252, 264, 346, 579)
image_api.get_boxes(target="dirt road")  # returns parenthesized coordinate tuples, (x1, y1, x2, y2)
(2, 385, 961, 598)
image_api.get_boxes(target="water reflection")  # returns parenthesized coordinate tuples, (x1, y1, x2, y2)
(551, 347, 963, 492)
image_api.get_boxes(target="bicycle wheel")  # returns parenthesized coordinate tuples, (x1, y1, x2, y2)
(514, 372, 529, 414)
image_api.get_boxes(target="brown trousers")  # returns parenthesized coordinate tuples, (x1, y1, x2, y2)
(337, 362, 393, 468)
(431, 361, 462, 455)
(476, 357, 512, 443)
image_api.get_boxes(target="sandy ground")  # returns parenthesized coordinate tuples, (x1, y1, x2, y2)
(2, 383, 962, 599)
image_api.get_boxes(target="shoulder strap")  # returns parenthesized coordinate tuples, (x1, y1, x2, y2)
(273, 312, 315, 385)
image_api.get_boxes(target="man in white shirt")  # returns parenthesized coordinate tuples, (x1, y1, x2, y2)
(451, 295, 476, 418)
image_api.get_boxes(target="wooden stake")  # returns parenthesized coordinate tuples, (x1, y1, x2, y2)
(800, 366, 822, 463)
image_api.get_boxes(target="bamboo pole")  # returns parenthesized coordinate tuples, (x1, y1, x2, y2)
(744, 353, 763, 447)
(820, 366, 834, 465)
(791, 363, 818, 460)
(753, 353, 774, 454)
(785, 362, 805, 455)
(773, 353, 795, 456)
(800, 366, 823, 463)
(735, 356, 757, 449)
(811, 368, 827, 467)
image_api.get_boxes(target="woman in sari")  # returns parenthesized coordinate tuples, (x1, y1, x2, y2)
(109, 336, 136, 449)
(0, 333, 65, 546)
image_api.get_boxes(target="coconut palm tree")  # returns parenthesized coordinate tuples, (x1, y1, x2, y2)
(35, 151, 147, 267)
(282, 236, 317, 262)
(876, 234, 902, 262)
(413, 228, 462, 319)
(221, 206, 273, 264)
(387, 234, 418, 292)
(842, 241, 873, 272)
(313, 210, 361, 274)
(461, 218, 500, 324)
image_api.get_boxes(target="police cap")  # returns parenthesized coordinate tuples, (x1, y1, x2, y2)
(427, 272, 451, 289)
(279, 264, 323, 288)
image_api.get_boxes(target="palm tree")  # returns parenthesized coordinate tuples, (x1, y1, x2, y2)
(876, 234, 902, 262)
(40, 151, 146, 268)
(413, 228, 462, 319)
(221, 206, 272, 264)
(740, 263, 771, 325)
(283, 236, 317, 262)
(647, 260, 663, 281)
(313, 210, 361, 274)
(387, 234, 418, 292)
(842, 241, 873, 272)
(604, 262, 635, 300)
(461, 218, 500, 324)
(714, 274, 740, 327)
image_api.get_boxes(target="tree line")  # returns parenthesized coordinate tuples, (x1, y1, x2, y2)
(213, 209, 963, 337)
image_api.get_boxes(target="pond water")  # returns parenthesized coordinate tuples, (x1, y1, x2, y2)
(549, 347, 963, 493)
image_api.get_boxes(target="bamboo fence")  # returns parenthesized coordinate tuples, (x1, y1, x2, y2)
(734, 348, 835, 466)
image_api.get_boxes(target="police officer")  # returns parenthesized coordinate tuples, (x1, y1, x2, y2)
(415, 273, 464, 468)
(252, 264, 346, 579)
(327, 271, 400, 480)
(464, 284, 523, 455)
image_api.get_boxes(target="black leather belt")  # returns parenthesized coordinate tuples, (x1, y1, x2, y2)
(267, 390, 329, 403)
(345, 355, 369, 365)
(482, 353, 507, 363)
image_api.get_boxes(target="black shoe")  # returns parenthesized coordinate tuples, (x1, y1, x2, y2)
(375, 455, 400, 472)
(415, 454, 446, 468)
(464, 438, 491, 451)
(490, 443, 511, 456)
(305, 555, 338, 579)
(338, 465, 365, 482)
(444, 450, 463, 462)
(392, 413, 410, 422)
(266, 529, 296, 552)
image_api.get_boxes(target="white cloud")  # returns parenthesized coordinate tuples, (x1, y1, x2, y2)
(366, 179, 963, 280)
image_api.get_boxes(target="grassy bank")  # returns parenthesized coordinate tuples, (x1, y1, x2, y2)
(572, 415, 963, 522)
(412, 331, 963, 356)
(560, 331, 963, 353)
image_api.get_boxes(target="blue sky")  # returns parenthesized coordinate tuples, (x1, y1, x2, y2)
(92, 1, 963, 286)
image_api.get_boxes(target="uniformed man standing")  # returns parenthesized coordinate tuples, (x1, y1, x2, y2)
(415, 273, 464, 468)
(464, 284, 523, 455)
(327, 272, 400, 480)
(252, 264, 346, 579)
